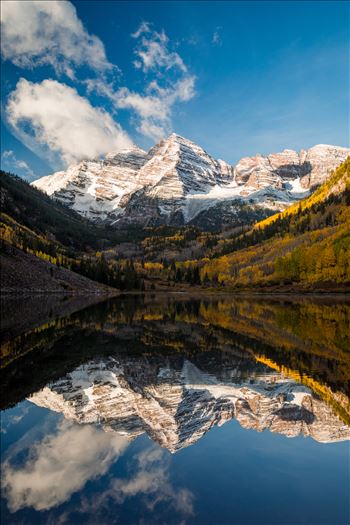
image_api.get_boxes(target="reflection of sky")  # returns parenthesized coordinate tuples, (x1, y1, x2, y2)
(1, 401, 349, 525)
(1, 402, 195, 524)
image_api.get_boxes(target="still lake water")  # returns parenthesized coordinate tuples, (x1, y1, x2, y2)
(1, 294, 349, 525)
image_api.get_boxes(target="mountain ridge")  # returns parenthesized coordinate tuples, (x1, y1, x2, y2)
(200, 158, 350, 288)
(32, 135, 349, 229)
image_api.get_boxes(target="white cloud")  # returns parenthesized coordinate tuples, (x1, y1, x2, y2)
(113, 76, 196, 140)
(2, 151, 12, 159)
(86, 78, 170, 141)
(175, 76, 196, 102)
(132, 24, 187, 73)
(137, 120, 166, 142)
(114, 87, 171, 121)
(1, 150, 34, 179)
(6, 78, 133, 166)
(131, 21, 151, 39)
(87, 24, 196, 141)
(112, 445, 194, 516)
(2, 420, 128, 512)
(128, 24, 196, 139)
(2, 8, 196, 156)
(212, 27, 222, 46)
(88, 77, 196, 141)
(46, 444, 195, 524)
(0, 0, 112, 77)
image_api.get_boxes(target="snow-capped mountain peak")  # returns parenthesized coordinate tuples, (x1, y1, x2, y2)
(32, 135, 349, 228)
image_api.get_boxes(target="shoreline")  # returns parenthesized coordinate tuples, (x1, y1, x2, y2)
(1, 288, 349, 297)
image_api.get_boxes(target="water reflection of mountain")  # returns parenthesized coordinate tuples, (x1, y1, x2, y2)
(30, 352, 350, 450)
(1, 295, 349, 444)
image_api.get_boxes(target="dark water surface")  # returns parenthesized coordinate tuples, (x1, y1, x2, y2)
(1, 294, 349, 525)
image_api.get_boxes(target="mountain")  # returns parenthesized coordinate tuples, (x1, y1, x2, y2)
(0, 171, 144, 292)
(32, 147, 148, 223)
(29, 354, 350, 451)
(32, 135, 349, 229)
(122, 157, 350, 290)
(0, 170, 122, 251)
(200, 157, 350, 289)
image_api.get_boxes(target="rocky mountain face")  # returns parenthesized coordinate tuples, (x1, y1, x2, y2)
(32, 135, 349, 229)
(32, 147, 148, 222)
(29, 354, 350, 452)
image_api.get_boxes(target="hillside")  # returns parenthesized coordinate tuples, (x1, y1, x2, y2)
(132, 158, 349, 290)
(0, 242, 117, 295)
(0, 171, 144, 292)
(200, 158, 350, 289)
(1, 170, 105, 251)
(0, 170, 143, 251)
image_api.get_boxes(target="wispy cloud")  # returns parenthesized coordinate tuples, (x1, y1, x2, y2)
(1, 149, 34, 179)
(132, 22, 187, 73)
(87, 22, 196, 141)
(111, 445, 195, 516)
(42, 442, 196, 524)
(212, 27, 222, 46)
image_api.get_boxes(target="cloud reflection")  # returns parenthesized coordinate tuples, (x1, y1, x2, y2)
(3, 420, 128, 512)
(2, 415, 194, 522)
(112, 445, 194, 516)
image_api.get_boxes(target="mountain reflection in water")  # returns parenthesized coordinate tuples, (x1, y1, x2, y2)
(1, 294, 349, 525)
(29, 352, 349, 449)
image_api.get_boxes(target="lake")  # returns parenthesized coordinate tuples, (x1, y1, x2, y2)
(1, 294, 349, 525)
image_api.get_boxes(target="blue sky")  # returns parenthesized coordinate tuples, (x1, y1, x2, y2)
(1, 0, 348, 180)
